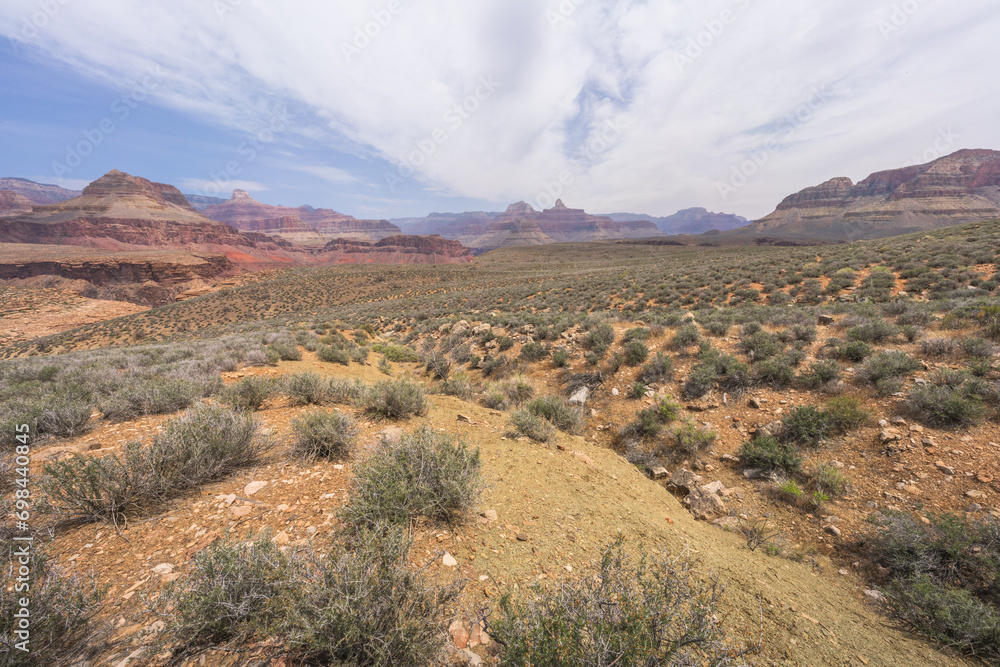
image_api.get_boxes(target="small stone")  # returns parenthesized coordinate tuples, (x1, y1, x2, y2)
(749, 397, 763, 409)
(611, 388, 620, 396)
(651, 466, 669, 480)
(457, 414, 474, 423)
(669, 469, 703, 491)
(967, 504, 984, 513)
(516, 534, 528, 542)
(825, 525, 842, 537)
(151, 563, 174, 575)
(230, 505, 252, 517)
(568, 386, 590, 406)
(818, 315, 835, 325)
(935, 461, 955, 476)
(273, 532, 290, 546)
(456, 648, 482, 666)
(449, 619, 469, 649)
(978, 473, 995, 484)
(864, 589, 885, 603)
(442, 552, 458, 567)
(839, 569, 849, 576)
(966, 490, 986, 499)
(481, 510, 498, 523)
(829, 460, 845, 469)
(244, 481, 267, 496)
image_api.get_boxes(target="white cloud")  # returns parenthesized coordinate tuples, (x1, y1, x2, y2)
(293, 165, 359, 185)
(1, 0, 998, 218)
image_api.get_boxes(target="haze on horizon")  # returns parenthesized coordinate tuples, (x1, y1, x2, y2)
(0, 0, 998, 220)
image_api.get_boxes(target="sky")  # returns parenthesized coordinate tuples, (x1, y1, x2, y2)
(0, 0, 998, 221)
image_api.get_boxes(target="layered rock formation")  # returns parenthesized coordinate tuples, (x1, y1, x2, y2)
(0, 170, 301, 266)
(0, 191, 35, 217)
(399, 200, 661, 252)
(750, 149, 1000, 240)
(317, 235, 474, 264)
(201, 189, 401, 244)
(608, 208, 749, 235)
(0, 177, 81, 204)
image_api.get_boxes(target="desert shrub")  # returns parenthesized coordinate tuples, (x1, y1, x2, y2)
(524, 396, 583, 434)
(684, 347, 750, 398)
(751, 356, 796, 388)
(317, 345, 351, 365)
(423, 352, 452, 380)
(622, 339, 650, 366)
(605, 352, 625, 374)
(671, 323, 701, 349)
(552, 349, 570, 367)
(847, 319, 898, 343)
(832, 339, 872, 362)
(623, 327, 652, 341)
(327, 378, 366, 404)
(740, 331, 782, 361)
(361, 380, 427, 420)
(863, 511, 1000, 661)
(219, 376, 278, 411)
(449, 344, 472, 364)
(977, 305, 1000, 340)
(100, 377, 213, 422)
(0, 539, 105, 666)
(269, 340, 302, 361)
(900, 325, 923, 343)
(281, 525, 462, 667)
(437, 377, 474, 400)
(920, 338, 958, 357)
(508, 409, 556, 442)
(672, 423, 718, 460)
(960, 337, 995, 358)
(824, 396, 871, 431)
(739, 435, 802, 473)
(35, 395, 92, 439)
(681, 364, 718, 399)
(629, 381, 648, 399)
(637, 352, 673, 384)
(42, 404, 267, 522)
(283, 372, 329, 405)
(488, 536, 730, 666)
(520, 342, 548, 361)
(857, 351, 921, 394)
(582, 323, 614, 356)
(776, 479, 804, 502)
(782, 405, 833, 448)
(371, 343, 420, 363)
(907, 384, 984, 427)
(798, 359, 842, 390)
(811, 464, 850, 497)
(291, 410, 358, 461)
(341, 426, 482, 527)
(162, 531, 295, 648)
(624, 398, 683, 439)
(482, 355, 518, 379)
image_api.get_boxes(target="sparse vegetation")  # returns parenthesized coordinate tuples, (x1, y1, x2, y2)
(291, 409, 358, 460)
(361, 380, 427, 420)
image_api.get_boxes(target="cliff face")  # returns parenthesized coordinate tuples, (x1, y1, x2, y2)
(318, 234, 474, 264)
(201, 189, 402, 241)
(752, 149, 1000, 239)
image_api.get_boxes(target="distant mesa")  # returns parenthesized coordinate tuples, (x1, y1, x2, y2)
(748, 148, 1000, 240)
(0, 177, 81, 205)
(394, 199, 662, 252)
(607, 208, 749, 235)
(0, 190, 36, 217)
(200, 189, 402, 246)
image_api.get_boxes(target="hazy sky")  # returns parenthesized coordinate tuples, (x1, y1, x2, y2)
(1, 0, 997, 220)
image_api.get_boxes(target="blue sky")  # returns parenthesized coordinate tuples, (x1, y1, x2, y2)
(1, 0, 998, 220)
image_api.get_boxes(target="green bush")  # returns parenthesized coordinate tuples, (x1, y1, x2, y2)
(798, 359, 842, 389)
(219, 376, 278, 411)
(361, 380, 427, 420)
(824, 396, 871, 432)
(488, 536, 730, 666)
(832, 339, 872, 362)
(269, 340, 302, 361)
(291, 410, 358, 460)
(509, 409, 556, 442)
(423, 352, 452, 380)
(0, 540, 105, 666)
(497, 336, 515, 352)
(520, 342, 549, 361)
(524, 396, 583, 434)
(907, 384, 984, 427)
(671, 323, 701, 349)
(847, 320, 898, 343)
(751, 357, 796, 388)
(857, 351, 921, 395)
(782, 405, 833, 448)
(317, 345, 351, 365)
(552, 349, 570, 367)
(100, 377, 214, 422)
(811, 464, 850, 497)
(672, 423, 718, 460)
(341, 426, 482, 527)
(622, 339, 650, 366)
(371, 343, 420, 363)
(740, 331, 782, 361)
(42, 404, 268, 522)
(283, 372, 330, 405)
(629, 381, 648, 399)
(739, 435, 802, 473)
(637, 352, 673, 384)
(625, 398, 683, 439)
(584, 322, 616, 355)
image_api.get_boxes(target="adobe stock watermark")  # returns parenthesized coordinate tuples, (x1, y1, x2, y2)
(716, 84, 831, 203)
(673, 0, 753, 73)
(341, 1, 405, 63)
(877, 0, 932, 39)
(51, 65, 165, 179)
(528, 114, 631, 211)
(200, 109, 290, 197)
(8, 0, 73, 55)
(384, 75, 502, 192)
(546, 0, 585, 29)
(213, 0, 243, 20)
